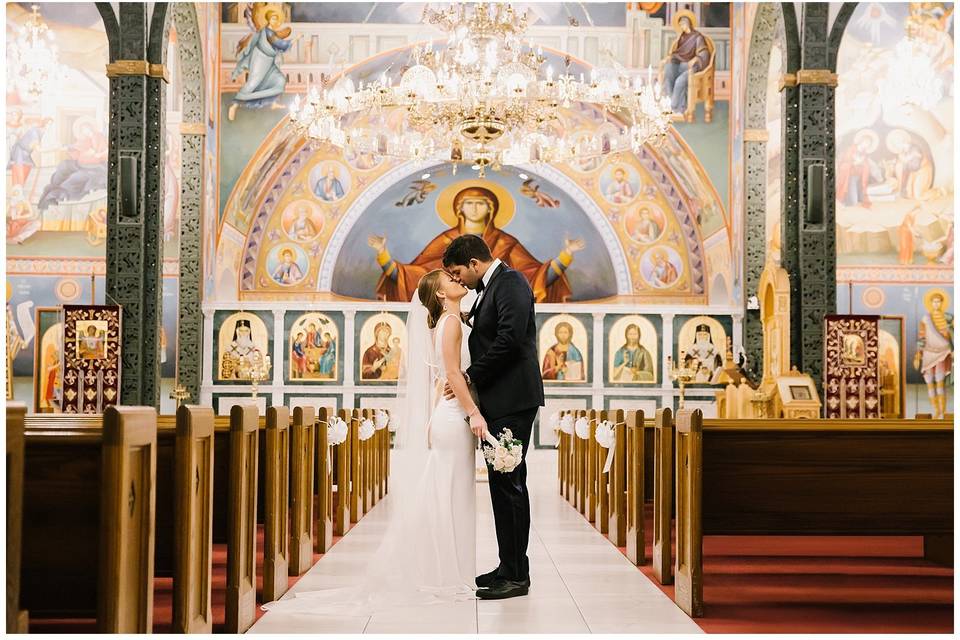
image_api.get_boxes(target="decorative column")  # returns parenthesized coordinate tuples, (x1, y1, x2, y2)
(592, 312, 604, 408)
(343, 310, 356, 409)
(200, 308, 214, 405)
(660, 313, 674, 393)
(98, 3, 169, 407)
(272, 309, 284, 407)
(779, 3, 839, 389)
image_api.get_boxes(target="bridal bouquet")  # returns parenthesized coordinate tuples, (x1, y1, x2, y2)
(482, 429, 523, 473)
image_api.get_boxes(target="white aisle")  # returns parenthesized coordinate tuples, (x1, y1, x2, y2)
(249, 448, 702, 634)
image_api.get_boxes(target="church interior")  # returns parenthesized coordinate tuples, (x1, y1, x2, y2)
(4, 1, 954, 634)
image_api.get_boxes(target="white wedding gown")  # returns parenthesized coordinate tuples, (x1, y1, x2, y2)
(261, 312, 476, 615)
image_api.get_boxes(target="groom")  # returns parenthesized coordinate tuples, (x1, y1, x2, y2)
(442, 234, 544, 600)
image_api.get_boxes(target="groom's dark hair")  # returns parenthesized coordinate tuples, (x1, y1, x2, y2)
(442, 234, 493, 267)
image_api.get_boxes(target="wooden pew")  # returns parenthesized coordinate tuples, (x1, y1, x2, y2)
(6, 403, 28, 633)
(625, 410, 646, 565)
(605, 409, 628, 547)
(225, 404, 259, 633)
(263, 406, 291, 603)
(21, 408, 158, 632)
(651, 408, 673, 584)
(591, 410, 613, 535)
(348, 409, 362, 523)
(333, 408, 352, 535)
(315, 407, 335, 552)
(290, 406, 316, 574)
(557, 412, 568, 497)
(172, 406, 215, 633)
(672, 411, 954, 618)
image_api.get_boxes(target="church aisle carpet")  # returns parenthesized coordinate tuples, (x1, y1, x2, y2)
(249, 448, 702, 634)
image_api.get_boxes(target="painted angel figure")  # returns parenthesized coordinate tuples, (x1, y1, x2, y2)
(228, 4, 299, 121)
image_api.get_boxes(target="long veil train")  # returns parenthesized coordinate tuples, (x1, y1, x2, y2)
(260, 294, 475, 616)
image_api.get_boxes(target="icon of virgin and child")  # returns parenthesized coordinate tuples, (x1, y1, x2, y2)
(368, 181, 586, 303)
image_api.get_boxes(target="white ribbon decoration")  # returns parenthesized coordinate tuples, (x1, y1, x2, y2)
(559, 414, 575, 435)
(359, 418, 375, 441)
(375, 409, 390, 430)
(327, 416, 349, 446)
(549, 412, 561, 447)
(594, 420, 617, 473)
(574, 416, 590, 440)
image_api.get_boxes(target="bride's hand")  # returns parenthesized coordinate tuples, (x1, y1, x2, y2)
(443, 381, 455, 400)
(469, 412, 487, 439)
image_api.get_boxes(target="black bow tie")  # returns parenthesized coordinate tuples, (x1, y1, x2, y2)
(475, 279, 485, 293)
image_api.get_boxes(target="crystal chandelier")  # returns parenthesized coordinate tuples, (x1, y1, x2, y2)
(290, 2, 673, 175)
(7, 5, 60, 100)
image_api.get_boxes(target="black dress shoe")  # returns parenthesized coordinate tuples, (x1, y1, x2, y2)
(475, 568, 501, 588)
(476, 579, 529, 600)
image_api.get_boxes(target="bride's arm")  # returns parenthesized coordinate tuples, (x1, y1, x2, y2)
(441, 319, 488, 439)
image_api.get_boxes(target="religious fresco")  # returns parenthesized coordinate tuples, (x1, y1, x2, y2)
(5, 3, 109, 253)
(215, 310, 272, 382)
(835, 3, 954, 269)
(878, 316, 905, 418)
(673, 315, 731, 385)
(356, 312, 406, 383)
(285, 311, 340, 382)
(537, 313, 591, 384)
(33, 308, 62, 412)
(213, 11, 734, 305)
(605, 315, 660, 384)
(336, 170, 612, 303)
(198, 2, 222, 298)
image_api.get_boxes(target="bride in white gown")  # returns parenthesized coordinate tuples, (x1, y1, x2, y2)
(262, 269, 486, 615)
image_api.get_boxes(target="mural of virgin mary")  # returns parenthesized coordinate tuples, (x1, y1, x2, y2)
(369, 182, 584, 303)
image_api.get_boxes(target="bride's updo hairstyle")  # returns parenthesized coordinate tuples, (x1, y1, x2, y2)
(417, 269, 446, 329)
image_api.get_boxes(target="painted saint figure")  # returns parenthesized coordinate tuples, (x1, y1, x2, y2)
(541, 322, 584, 381)
(649, 248, 679, 288)
(314, 164, 345, 202)
(317, 332, 337, 378)
(78, 324, 106, 360)
(370, 185, 584, 302)
(612, 323, 655, 382)
(272, 248, 304, 285)
(292, 331, 308, 378)
(661, 11, 710, 114)
(228, 7, 295, 121)
(220, 319, 266, 380)
(7, 117, 51, 186)
(915, 290, 953, 419)
(686, 323, 723, 383)
(605, 167, 635, 204)
(361, 322, 393, 380)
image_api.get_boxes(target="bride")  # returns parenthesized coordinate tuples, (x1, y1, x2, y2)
(262, 269, 487, 614)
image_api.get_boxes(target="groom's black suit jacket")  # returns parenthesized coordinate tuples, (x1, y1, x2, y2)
(466, 262, 545, 421)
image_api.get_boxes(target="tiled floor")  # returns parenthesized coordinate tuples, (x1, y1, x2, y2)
(249, 448, 702, 634)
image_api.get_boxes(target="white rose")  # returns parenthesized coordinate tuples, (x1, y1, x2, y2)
(493, 456, 506, 471)
(502, 453, 516, 468)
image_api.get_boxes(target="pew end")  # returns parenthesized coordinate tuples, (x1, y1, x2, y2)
(172, 405, 215, 634)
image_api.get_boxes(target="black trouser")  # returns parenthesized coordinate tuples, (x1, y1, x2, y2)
(485, 407, 539, 583)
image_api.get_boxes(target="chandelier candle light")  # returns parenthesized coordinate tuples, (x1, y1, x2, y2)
(289, 2, 673, 175)
(7, 5, 60, 100)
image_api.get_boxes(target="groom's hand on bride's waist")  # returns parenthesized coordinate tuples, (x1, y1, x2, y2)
(443, 372, 471, 400)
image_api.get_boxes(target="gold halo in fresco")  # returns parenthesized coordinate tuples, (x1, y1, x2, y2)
(672, 9, 697, 31)
(434, 179, 516, 229)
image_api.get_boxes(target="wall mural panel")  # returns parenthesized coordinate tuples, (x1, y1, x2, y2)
(285, 310, 342, 383)
(672, 314, 732, 385)
(604, 314, 662, 385)
(835, 2, 954, 417)
(537, 313, 592, 385)
(356, 311, 407, 384)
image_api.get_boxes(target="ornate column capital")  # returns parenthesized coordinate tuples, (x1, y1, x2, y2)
(105, 59, 170, 83)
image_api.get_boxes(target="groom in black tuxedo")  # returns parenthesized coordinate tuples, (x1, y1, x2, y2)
(442, 234, 544, 600)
